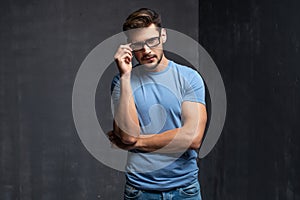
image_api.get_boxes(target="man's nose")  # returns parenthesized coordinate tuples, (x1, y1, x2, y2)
(142, 44, 151, 53)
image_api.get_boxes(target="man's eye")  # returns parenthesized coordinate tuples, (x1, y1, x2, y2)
(132, 42, 143, 47)
(147, 38, 157, 44)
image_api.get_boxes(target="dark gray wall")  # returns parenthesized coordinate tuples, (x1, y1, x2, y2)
(0, 1, 199, 200)
(198, 0, 300, 200)
(0, 0, 299, 200)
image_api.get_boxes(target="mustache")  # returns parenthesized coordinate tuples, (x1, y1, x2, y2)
(141, 54, 157, 60)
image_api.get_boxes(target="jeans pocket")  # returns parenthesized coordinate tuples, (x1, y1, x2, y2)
(124, 184, 142, 199)
(178, 181, 200, 198)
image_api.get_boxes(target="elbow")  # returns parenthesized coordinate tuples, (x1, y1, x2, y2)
(180, 129, 201, 150)
(189, 120, 207, 150)
(120, 133, 138, 144)
(190, 140, 202, 150)
(119, 127, 140, 144)
(186, 129, 203, 150)
(113, 122, 140, 144)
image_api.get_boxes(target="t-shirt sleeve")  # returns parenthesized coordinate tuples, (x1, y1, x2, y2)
(182, 71, 206, 105)
(111, 75, 121, 108)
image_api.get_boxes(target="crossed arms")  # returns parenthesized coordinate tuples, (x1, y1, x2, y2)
(108, 73, 207, 153)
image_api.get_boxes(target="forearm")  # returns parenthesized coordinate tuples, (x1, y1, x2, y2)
(114, 73, 140, 144)
(135, 126, 202, 153)
(134, 103, 207, 153)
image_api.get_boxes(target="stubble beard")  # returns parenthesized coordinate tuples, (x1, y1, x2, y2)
(140, 52, 163, 71)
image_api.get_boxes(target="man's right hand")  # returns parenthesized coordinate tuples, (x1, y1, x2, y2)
(114, 44, 133, 75)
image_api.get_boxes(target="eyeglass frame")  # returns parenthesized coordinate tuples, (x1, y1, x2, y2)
(129, 30, 162, 52)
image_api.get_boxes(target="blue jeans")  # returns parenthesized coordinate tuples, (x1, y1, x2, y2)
(124, 181, 202, 200)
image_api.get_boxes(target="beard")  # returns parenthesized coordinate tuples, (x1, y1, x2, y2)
(139, 52, 163, 71)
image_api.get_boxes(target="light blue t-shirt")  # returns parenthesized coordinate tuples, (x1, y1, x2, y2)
(111, 60, 205, 191)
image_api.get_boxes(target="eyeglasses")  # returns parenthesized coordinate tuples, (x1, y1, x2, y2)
(130, 36, 161, 52)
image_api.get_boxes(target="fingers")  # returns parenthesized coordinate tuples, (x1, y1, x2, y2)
(116, 48, 132, 59)
(121, 43, 132, 52)
(107, 131, 115, 141)
(114, 44, 133, 60)
(114, 44, 134, 74)
(109, 134, 125, 150)
(114, 44, 134, 73)
(121, 44, 132, 53)
(121, 52, 132, 64)
(107, 131, 119, 149)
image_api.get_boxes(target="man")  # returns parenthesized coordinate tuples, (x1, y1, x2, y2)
(108, 8, 207, 200)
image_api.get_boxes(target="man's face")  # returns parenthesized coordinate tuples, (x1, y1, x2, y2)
(127, 24, 166, 71)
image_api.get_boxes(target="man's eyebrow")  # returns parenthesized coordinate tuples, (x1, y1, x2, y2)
(130, 36, 160, 43)
(132, 41, 144, 44)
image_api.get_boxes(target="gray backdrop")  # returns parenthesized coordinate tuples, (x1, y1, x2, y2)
(1, 0, 299, 200)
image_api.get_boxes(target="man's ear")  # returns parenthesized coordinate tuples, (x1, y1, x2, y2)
(161, 28, 167, 43)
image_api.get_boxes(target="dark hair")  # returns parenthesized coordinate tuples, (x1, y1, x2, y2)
(123, 8, 162, 31)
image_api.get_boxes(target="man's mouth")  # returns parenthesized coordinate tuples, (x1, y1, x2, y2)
(142, 55, 156, 61)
